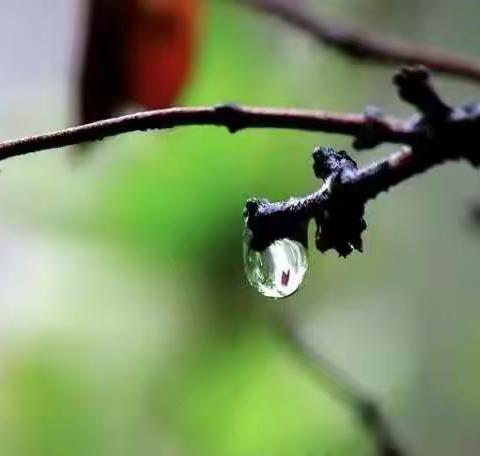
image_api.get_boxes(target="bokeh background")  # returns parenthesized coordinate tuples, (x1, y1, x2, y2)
(1, 0, 480, 455)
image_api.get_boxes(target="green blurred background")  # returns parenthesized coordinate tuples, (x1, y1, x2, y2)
(1, 0, 480, 454)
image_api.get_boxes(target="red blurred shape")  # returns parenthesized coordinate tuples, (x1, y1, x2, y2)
(79, 0, 201, 125)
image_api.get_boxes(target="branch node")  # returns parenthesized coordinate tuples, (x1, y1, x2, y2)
(214, 103, 245, 133)
(353, 106, 388, 150)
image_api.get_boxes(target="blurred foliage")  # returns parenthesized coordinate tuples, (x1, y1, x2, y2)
(0, 2, 375, 455)
(2, 0, 480, 455)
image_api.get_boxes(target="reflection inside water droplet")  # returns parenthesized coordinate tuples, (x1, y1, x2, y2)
(243, 233, 308, 299)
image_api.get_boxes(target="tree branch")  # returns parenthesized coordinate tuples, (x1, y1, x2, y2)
(2, 69, 479, 253)
(245, 67, 480, 255)
(240, 0, 480, 83)
(0, 86, 473, 165)
(0, 104, 411, 162)
(273, 315, 406, 456)
(246, 144, 445, 252)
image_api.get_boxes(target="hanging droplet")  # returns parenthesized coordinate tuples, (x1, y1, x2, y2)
(243, 231, 308, 299)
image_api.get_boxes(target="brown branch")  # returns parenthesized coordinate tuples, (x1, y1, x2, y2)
(1, 72, 479, 255)
(240, 0, 480, 83)
(0, 104, 410, 163)
(245, 67, 476, 256)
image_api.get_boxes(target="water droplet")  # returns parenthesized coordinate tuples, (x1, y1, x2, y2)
(243, 233, 308, 299)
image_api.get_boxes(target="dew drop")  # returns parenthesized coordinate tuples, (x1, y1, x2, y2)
(243, 232, 308, 299)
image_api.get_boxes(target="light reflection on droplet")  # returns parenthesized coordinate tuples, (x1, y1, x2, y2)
(243, 233, 308, 299)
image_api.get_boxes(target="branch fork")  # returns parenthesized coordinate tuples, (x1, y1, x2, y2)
(244, 66, 478, 257)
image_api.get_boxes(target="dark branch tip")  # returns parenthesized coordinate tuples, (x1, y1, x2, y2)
(393, 65, 451, 118)
(393, 65, 429, 87)
(244, 197, 262, 217)
(243, 196, 310, 252)
(312, 147, 357, 180)
(354, 105, 391, 150)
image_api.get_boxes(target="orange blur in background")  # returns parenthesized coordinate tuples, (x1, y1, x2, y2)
(126, 0, 201, 109)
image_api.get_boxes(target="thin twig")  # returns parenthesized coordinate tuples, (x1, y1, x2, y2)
(0, 105, 410, 162)
(272, 315, 406, 456)
(240, 0, 480, 83)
